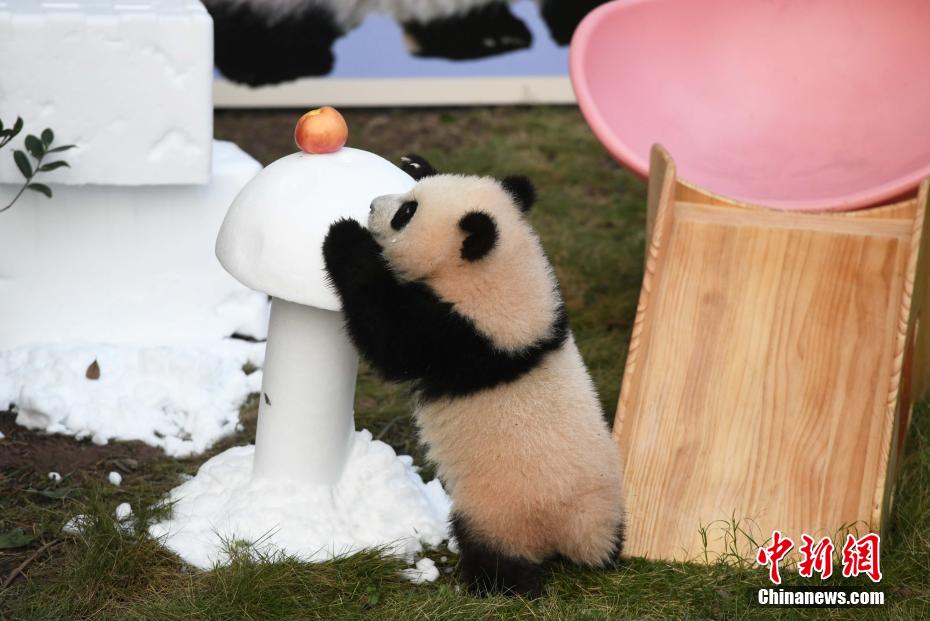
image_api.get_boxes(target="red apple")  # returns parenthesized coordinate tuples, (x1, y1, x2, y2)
(294, 106, 348, 154)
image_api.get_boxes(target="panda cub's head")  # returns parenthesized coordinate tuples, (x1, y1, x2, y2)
(368, 162, 537, 281)
(368, 155, 561, 353)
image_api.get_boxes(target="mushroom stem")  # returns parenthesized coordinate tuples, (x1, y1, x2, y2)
(252, 297, 357, 485)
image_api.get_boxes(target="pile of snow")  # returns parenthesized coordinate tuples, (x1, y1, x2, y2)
(115, 502, 133, 522)
(0, 340, 264, 457)
(402, 558, 440, 584)
(62, 515, 90, 536)
(150, 430, 451, 569)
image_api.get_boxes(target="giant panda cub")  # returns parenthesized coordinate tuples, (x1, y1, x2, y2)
(322, 156, 625, 597)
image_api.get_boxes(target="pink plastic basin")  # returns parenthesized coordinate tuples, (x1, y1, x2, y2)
(571, 0, 930, 211)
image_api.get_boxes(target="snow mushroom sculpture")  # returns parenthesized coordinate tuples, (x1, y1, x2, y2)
(215, 127, 414, 485)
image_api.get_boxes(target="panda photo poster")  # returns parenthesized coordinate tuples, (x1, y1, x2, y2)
(208, 0, 609, 106)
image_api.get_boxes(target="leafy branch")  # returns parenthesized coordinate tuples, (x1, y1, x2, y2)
(0, 116, 23, 150)
(0, 116, 75, 214)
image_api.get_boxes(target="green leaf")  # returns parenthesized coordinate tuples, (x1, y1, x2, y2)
(12, 116, 23, 136)
(0, 118, 4, 132)
(39, 161, 69, 172)
(39, 486, 77, 498)
(41, 128, 54, 146)
(25, 486, 78, 499)
(14, 150, 32, 177)
(0, 528, 34, 549)
(27, 183, 52, 198)
(46, 144, 76, 154)
(24, 134, 44, 159)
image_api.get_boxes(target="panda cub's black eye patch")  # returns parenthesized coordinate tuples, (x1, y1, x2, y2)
(391, 200, 418, 230)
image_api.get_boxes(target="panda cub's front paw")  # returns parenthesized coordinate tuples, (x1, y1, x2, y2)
(323, 218, 382, 286)
(323, 218, 371, 263)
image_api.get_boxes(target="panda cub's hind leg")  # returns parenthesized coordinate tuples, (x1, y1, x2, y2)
(555, 499, 626, 570)
(452, 514, 545, 598)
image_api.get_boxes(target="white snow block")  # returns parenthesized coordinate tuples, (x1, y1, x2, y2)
(1, 340, 265, 456)
(0, 140, 266, 349)
(149, 430, 451, 569)
(0, 0, 213, 185)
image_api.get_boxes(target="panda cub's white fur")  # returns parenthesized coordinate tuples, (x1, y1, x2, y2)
(416, 334, 625, 565)
(324, 162, 625, 597)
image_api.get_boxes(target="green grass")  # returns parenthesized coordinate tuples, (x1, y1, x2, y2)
(2, 107, 929, 619)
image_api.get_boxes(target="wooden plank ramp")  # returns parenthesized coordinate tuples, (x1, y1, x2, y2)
(616, 145, 930, 562)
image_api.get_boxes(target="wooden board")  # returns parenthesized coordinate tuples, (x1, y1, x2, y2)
(616, 146, 930, 561)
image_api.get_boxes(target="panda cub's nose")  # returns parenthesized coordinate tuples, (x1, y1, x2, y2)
(371, 194, 399, 213)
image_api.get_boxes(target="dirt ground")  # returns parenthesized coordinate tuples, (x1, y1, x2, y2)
(0, 394, 260, 586)
(0, 412, 165, 475)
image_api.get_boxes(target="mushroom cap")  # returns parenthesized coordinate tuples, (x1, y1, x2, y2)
(215, 148, 415, 311)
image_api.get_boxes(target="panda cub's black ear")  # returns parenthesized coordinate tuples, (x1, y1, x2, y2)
(501, 175, 536, 212)
(459, 212, 498, 262)
(399, 154, 438, 181)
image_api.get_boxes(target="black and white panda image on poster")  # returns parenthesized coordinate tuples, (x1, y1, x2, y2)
(203, 0, 609, 91)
